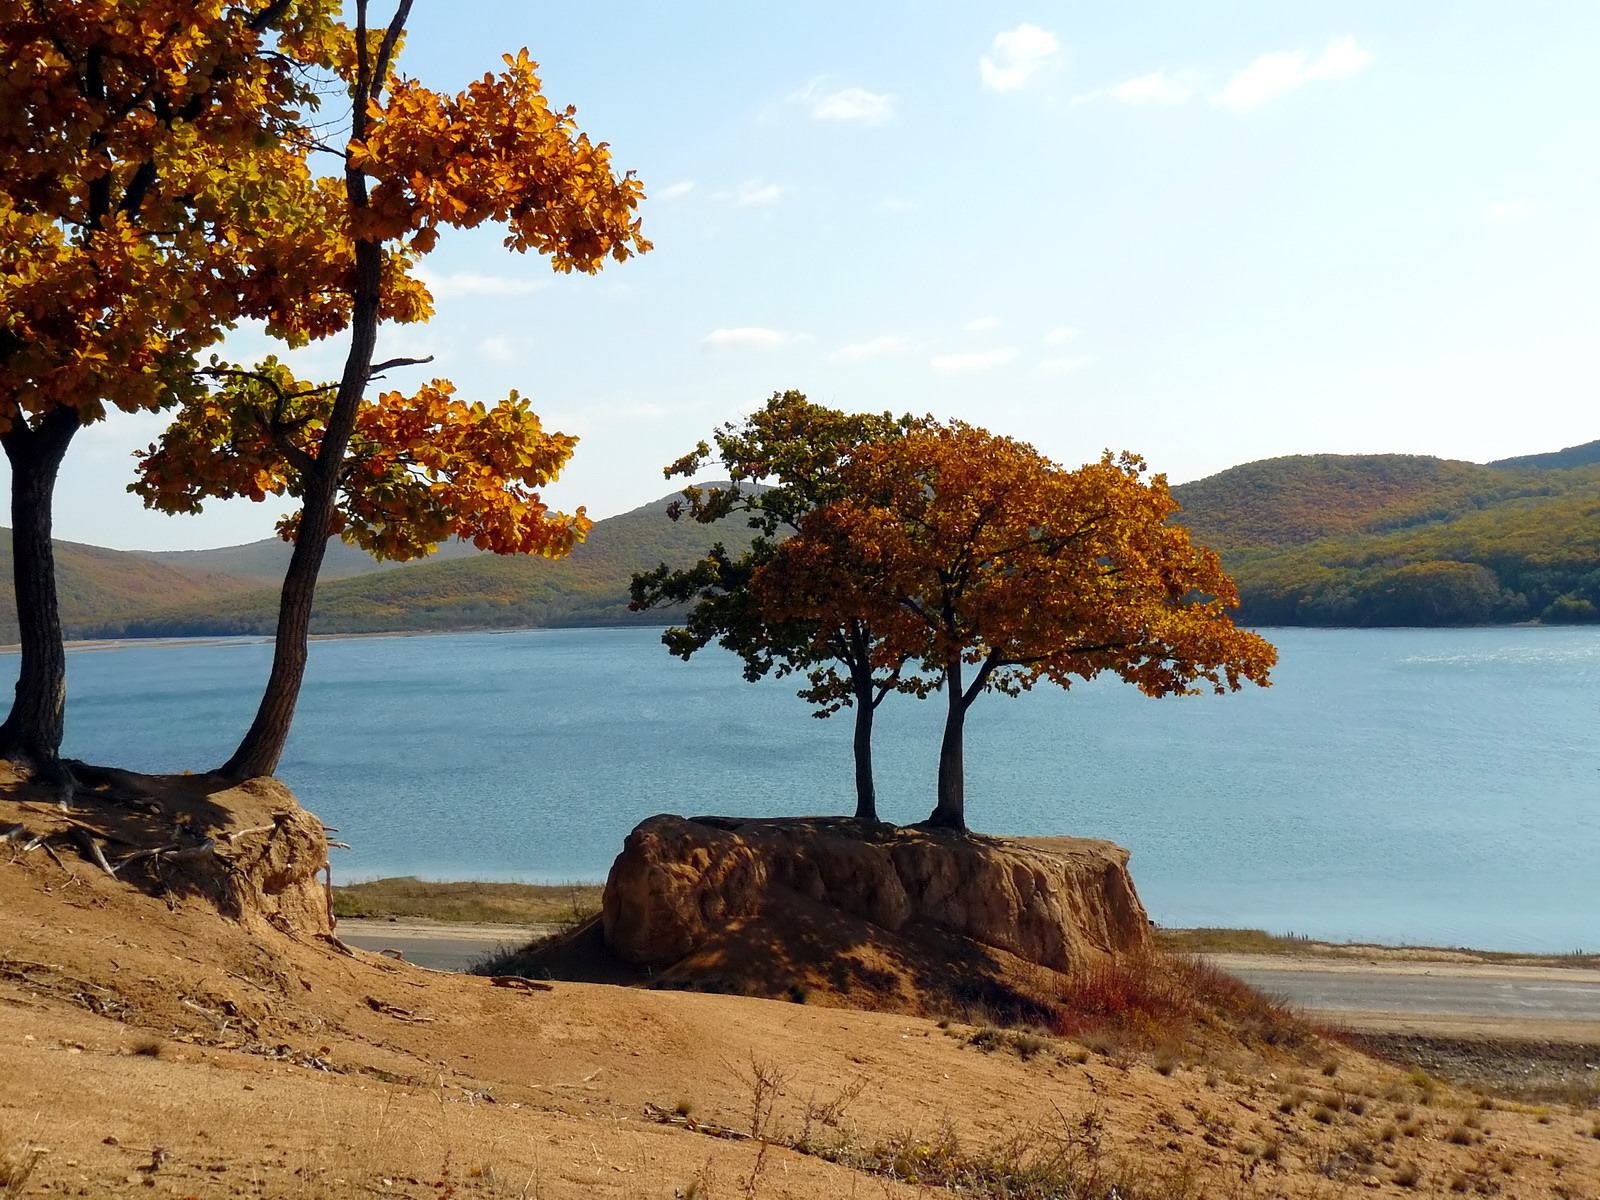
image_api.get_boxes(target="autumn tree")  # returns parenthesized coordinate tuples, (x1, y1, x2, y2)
(628, 392, 926, 822)
(775, 420, 1278, 831)
(134, 0, 649, 781)
(0, 0, 341, 778)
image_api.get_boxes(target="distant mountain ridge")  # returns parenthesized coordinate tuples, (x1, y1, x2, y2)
(3, 441, 1597, 643)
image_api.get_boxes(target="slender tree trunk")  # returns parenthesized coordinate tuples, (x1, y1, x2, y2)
(0, 406, 82, 779)
(851, 682, 878, 823)
(217, 235, 383, 782)
(927, 655, 967, 830)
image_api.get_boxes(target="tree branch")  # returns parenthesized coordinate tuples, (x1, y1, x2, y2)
(368, 355, 434, 376)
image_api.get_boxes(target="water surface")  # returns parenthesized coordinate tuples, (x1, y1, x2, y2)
(25, 625, 1598, 953)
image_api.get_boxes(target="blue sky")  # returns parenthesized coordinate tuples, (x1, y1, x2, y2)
(45, 1, 1600, 550)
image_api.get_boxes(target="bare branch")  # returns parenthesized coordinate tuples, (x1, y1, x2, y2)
(368, 355, 434, 376)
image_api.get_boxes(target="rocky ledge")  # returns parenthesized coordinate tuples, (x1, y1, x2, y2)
(602, 814, 1151, 980)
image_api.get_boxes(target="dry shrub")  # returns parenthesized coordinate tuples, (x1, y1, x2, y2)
(1047, 952, 1311, 1051)
(0, 1134, 44, 1199)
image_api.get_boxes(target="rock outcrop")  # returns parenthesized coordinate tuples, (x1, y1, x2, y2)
(602, 815, 1150, 980)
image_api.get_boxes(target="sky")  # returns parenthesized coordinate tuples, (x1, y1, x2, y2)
(32, 1, 1600, 551)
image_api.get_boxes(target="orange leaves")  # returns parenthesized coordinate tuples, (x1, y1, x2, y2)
(772, 418, 1277, 704)
(131, 365, 587, 563)
(0, 0, 342, 427)
(352, 56, 650, 272)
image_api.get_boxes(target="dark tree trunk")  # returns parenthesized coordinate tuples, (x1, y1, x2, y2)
(217, 237, 383, 782)
(851, 682, 878, 823)
(0, 406, 82, 779)
(927, 655, 967, 830)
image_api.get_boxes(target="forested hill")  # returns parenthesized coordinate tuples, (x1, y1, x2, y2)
(1171, 452, 1600, 626)
(0, 532, 261, 644)
(5, 445, 1599, 642)
(59, 493, 749, 639)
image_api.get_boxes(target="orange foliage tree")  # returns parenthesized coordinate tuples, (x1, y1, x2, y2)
(133, 0, 649, 781)
(628, 392, 926, 822)
(0, 0, 341, 778)
(772, 420, 1278, 831)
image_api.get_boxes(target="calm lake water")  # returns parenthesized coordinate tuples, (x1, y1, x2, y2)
(20, 625, 1599, 953)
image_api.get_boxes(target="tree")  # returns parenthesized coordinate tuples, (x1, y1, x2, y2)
(0, 0, 341, 777)
(133, 0, 649, 781)
(628, 392, 926, 822)
(776, 420, 1278, 831)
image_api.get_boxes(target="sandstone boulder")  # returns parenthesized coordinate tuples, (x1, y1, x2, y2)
(602, 815, 1150, 978)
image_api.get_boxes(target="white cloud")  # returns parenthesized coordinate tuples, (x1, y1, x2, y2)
(714, 180, 787, 207)
(964, 315, 1002, 333)
(930, 347, 1018, 375)
(1213, 36, 1374, 112)
(656, 180, 695, 201)
(829, 335, 915, 364)
(703, 327, 800, 351)
(1035, 354, 1095, 377)
(417, 271, 545, 299)
(980, 24, 1061, 92)
(1485, 200, 1539, 220)
(880, 197, 916, 213)
(797, 79, 896, 126)
(479, 336, 518, 364)
(1042, 326, 1081, 345)
(1109, 69, 1197, 107)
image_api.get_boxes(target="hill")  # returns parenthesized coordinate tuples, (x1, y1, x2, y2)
(1170, 454, 1600, 626)
(1490, 438, 1600, 471)
(0, 530, 260, 644)
(140, 531, 486, 583)
(68, 492, 749, 638)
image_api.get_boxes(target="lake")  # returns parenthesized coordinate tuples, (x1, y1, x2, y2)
(23, 625, 1600, 953)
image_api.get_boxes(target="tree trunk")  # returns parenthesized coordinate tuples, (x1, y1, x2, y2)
(217, 234, 384, 782)
(926, 655, 967, 830)
(851, 682, 878, 823)
(0, 406, 82, 779)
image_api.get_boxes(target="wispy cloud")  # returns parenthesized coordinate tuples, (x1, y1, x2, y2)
(714, 180, 787, 207)
(796, 78, 896, 126)
(703, 327, 801, 351)
(880, 197, 916, 213)
(417, 271, 545, 299)
(656, 180, 695, 201)
(1109, 69, 1198, 107)
(1043, 326, 1081, 345)
(980, 24, 1060, 92)
(1036, 355, 1095, 377)
(930, 347, 1018, 375)
(829, 335, 914, 364)
(964, 315, 1002, 333)
(1213, 36, 1373, 112)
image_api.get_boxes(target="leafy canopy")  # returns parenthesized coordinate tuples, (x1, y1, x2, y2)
(773, 419, 1279, 705)
(632, 391, 928, 715)
(130, 18, 652, 563)
(0, 0, 342, 430)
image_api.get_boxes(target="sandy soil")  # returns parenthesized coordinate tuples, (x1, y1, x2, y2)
(3, 784, 1598, 1198)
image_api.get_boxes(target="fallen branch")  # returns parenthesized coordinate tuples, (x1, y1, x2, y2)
(489, 976, 554, 993)
(68, 827, 117, 877)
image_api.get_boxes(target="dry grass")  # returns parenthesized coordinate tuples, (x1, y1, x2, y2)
(1046, 951, 1311, 1051)
(0, 1129, 45, 1199)
(332, 876, 602, 925)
